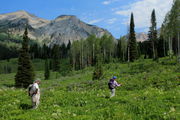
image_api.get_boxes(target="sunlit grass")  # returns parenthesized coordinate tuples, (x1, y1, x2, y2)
(0, 57, 179, 120)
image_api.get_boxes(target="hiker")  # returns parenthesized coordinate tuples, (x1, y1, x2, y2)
(108, 76, 121, 98)
(28, 79, 41, 109)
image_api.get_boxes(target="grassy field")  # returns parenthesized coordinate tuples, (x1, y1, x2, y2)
(0, 58, 179, 120)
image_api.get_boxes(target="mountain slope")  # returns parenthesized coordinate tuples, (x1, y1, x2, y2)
(136, 32, 148, 42)
(0, 11, 113, 45)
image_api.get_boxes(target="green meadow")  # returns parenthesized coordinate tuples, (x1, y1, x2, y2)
(0, 57, 179, 120)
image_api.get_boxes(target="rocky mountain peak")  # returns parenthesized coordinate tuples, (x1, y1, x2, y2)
(55, 15, 76, 21)
(0, 11, 113, 45)
(0, 10, 34, 20)
(136, 32, 148, 42)
(0, 10, 50, 29)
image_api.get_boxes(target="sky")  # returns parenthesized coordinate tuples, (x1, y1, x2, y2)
(0, 0, 174, 38)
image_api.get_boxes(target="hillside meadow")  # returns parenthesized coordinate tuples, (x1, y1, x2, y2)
(0, 57, 179, 120)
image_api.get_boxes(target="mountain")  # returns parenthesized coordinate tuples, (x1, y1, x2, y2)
(136, 32, 148, 42)
(135, 28, 161, 42)
(0, 10, 112, 45)
(123, 32, 148, 42)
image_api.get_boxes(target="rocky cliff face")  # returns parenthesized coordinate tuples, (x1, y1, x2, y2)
(0, 11, 112, 45)
(136, 32, 148, 42)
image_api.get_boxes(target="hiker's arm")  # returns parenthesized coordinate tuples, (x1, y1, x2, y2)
(115, 81, 121, 86)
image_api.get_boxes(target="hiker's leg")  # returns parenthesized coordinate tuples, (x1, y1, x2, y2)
(32, 95, 38, 109)
(31, 96, 36, 108)
(35, 94, 40, 109)
(110, 89, 115, 98)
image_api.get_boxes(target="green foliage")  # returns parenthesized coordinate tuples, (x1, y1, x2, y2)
(117, 37, 128, 62)
(15, 28, 35, 88)
(0, 43, 19, 60)
(161, 0, 180, 56)
(59, 59, 72, 76)
(157, 35, 168, 57)
(70, 34, 115, 70)
(128, 13, 138, 62)
(92, 54, 103, 80)
(0, 32, 40, 60)
(148, 9, 158, 60)
(44, 59, 50, 80)
(52, 45, 60, 72)
(0, 57, 179, 119)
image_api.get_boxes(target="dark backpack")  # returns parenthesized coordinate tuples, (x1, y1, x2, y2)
(28, 84, 35, 96)
(108, 80, 115, 89)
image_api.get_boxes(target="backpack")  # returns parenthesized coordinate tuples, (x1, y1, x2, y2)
(108, 80, 115, 89)
(28, 84, 36, 96)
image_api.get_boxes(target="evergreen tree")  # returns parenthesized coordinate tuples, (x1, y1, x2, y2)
(148, 9, 158, 60)
(15, 27, 35, 88)
(157, 35, 168, 57)
(128, 13, 138, 62)
(52, 44, 60, 71)
(67, 40, 71, 57)
(44, 59, 50, 80)
(42, 43, 49, 59)
(67, 40, 71, 50)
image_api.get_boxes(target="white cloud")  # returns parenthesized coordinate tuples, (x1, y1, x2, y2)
(115, 0, 173, 29)
(102, 1, 111, 5)
(106, 18, 117, 24)
(88, 19, 104, 24)
(102, 0, 119, 5)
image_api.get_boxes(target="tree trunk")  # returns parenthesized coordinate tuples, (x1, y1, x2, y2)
(152, 40, 155, 60)
(92, 43, 95, 65)
(163, 38, 166, 57)
(81, 42, 84, 69)
(122, 50, 124, 61)
(169, 36, 173, 59)
(103, 49, 106, 62)
(128, 46, 130, 63)
(178, 32, 180, 63)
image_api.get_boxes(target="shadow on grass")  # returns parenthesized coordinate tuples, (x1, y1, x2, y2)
(20, 103, 32, 110)
(105, 96, 110, 99)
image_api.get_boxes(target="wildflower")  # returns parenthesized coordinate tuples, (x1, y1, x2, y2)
(73, 113, 77, 116)
(169, 107, 175, 112)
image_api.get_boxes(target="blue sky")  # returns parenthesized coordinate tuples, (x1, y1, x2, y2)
(0, 0, 173, 38)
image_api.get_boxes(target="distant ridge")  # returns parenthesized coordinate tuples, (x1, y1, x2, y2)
(0, 10, 113, 45)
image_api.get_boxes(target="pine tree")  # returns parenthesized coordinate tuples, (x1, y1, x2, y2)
(128, 13, 138, 62)
(15, 27, 35, 88)
(148, 9, 158, 60)
(52, 44, 60, 71)
(44, 59, 50, 80)
(67, 40, 71, 57)
(67, 40, 71, 50)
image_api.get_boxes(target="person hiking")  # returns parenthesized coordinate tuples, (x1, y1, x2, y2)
(108, 76, 121, 98)
(28, 79, 41, 109)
